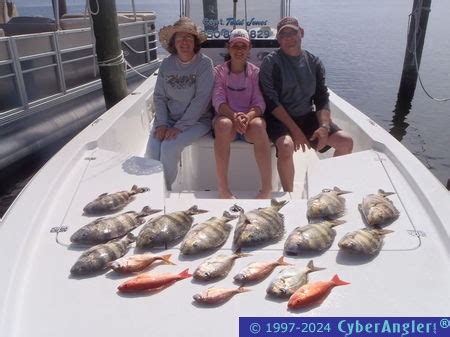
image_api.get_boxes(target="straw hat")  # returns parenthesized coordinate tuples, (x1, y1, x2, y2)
(158, 17, 207, 50)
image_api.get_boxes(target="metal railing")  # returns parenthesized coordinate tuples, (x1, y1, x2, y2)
(0, 20, 158, 127)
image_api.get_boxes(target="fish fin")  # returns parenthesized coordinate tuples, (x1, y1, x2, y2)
(178, 268, 192, 279)
(372, 226, 394, 236)
(131, 185, 150, 194)
(333, 186, 351, 195)
(233, 248, 252, 258)
(126, 233, 136, 242)
(97, 192, 108, 198)
(306, 259, 326, 272)
(331, 274, 350, 286)
(161, 254, 176, 265)
(270, 199, 289, 211)
(276, 256, 293, 266)
(131, 185, 138, 191)
(378, 189, 395, 197)
(230, 204, 245, 213)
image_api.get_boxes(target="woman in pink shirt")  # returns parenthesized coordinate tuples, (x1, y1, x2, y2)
(212, 29, 272, 199)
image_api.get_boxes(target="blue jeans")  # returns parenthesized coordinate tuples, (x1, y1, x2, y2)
(146, 122, 210, 190)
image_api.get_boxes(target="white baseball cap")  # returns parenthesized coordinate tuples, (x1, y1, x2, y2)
(229, 28, 250, 46)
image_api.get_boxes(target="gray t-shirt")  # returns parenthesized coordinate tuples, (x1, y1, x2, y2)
(259, 49, 329, 117)
(153, 53, 214, 131)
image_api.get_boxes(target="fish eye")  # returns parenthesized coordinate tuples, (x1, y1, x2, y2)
(204, 272, 210, 277)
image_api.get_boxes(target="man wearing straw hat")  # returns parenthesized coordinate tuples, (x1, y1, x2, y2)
(146, 17, 214, 190)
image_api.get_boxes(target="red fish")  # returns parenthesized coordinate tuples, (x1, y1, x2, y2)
(287, 274, 349, 309)
(118, 268, 192, 293)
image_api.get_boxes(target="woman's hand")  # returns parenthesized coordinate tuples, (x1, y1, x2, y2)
(164, 127, 181, 140)
(235, 112, 249, 134)
(153, 126, 167, 141)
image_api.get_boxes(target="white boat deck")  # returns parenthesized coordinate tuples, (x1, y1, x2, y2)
(1, 136, 449, 337)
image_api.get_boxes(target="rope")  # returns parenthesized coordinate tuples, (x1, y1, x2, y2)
(408, 1, 450, 102)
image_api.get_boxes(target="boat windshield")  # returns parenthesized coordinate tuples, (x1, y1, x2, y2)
(187, 0, 284, 40)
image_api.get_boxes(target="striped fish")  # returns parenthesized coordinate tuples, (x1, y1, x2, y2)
(180, 211, 236, 255)
(233, 199, 288, 248)
(136, 205, 208, 248)
(70, 233, 135, 275)
(70, 206, 161, 245)
(83, 185, 150, 215)
(307, 187, 350, 220)
(359, 190, 400, 226)
(284, 220, 345, 254)
(266, 260, 325, 298)
(338, 227, 394, 255)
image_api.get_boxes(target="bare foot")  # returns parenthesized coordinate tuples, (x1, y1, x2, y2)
(218, 190, 236, 199)
(255, 190, 272, 199)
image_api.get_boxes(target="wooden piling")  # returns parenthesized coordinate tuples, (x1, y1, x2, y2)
(397, 0, 431, 103)
(89, 0, 128, 109)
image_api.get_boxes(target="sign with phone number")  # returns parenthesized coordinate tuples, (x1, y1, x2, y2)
(206, 29, 271, 39)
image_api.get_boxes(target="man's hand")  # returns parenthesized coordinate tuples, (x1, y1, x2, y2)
(291, 127, 310, 152)
(164, 127, 181, 140)
(153, 125, 167, 141)
(310, 126, 329, 151)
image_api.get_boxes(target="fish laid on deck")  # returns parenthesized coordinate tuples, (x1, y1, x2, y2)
(266, 260, 324, 298)
(117, 269, 192, 293)
(70, 233, 135, 275)
(109, 253, 175, 273)
(307, 187, 350, 220)
(193, 250, 251, 281)
(193, 286, 250, 305)
(233, 199, 287, 248)
(83, 185, 150, 215)
(359, 190, 400, 226)
(338, 228, 394, 255)
(284, 220, 345, 254)
(70, 206, 161, 245)
(136, 205, 208, 248)
(233, 256, 292, 284)
(287, 274, 350, 309)
(180, 211, 236, 255)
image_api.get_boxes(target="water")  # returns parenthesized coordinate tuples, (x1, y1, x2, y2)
(1, 0, 449, 216)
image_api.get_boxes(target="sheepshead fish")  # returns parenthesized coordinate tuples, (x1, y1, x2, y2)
(266, 260, 325, 298)
(71, 206, 161, 245)
(193, 286, 250, 305)
(307, 187, 350, 219)
(136, 205, 208, 248)
(83, 185, 150, 215)
(287, 274, 350, 309)
(180, 211, 236, 255)
(234, 256, 292, 284)
(117, 268, 192, 293)
(193, 249, 251, 281)
(359, 190, 400, 225)
(70, 233, 135, 275)
(233, 199, 288, 248)
(109, 253, 175, 273)
(284, 220, 345, 254)
(338, 228, 394, 255)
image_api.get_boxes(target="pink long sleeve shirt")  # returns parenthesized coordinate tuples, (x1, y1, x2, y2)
(212, 61, 266, 115)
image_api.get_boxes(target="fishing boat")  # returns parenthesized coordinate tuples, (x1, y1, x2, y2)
(0, 0, 159, 170)
(0, 1, 449, 336)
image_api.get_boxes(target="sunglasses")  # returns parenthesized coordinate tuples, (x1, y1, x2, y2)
(226, 72, 248, 92)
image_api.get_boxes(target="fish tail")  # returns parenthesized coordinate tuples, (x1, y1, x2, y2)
(372, 226, 395, 236)
(130, 185, 150, 194)
(331, 274, 350, 286)
(178, 268, 192, 279)
(126, 233, 136, 242)
(378, 189, 395, 197)
(222, 211, 238, 220)
(141, 206, 162, 216)
(161, 254, 176, 265)
(187, 205, 208, 215)
(330, 219, 346, 227)
(334, 186, 352, 195)
(233, 248, 252, 258)
(237, 285, 251, 293)
(276, 256, 292, 266)
(271, 199, 289, 211)
(306, 259, 326, 273)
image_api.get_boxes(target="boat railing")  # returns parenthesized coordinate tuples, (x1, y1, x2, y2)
(0, 19, 159, 128)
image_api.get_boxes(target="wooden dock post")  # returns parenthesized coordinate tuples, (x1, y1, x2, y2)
(396, 0, 431, 104)
(89, 0, 128, 109)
